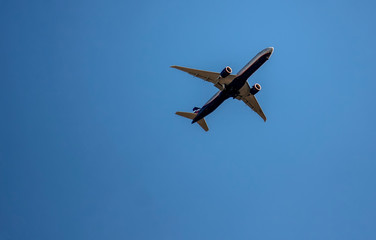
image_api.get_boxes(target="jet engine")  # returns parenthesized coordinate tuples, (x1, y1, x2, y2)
(250, 83, 261, 95)
(219, 66, 232, 78)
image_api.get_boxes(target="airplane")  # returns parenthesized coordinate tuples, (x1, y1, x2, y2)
(172, 47, 274, 131)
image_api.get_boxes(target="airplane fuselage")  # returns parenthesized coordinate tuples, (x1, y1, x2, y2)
(192, 47, 273, 124)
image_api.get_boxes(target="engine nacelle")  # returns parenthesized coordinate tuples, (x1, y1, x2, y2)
(250, 83, 261, 95)
(219, 66, 232, 78)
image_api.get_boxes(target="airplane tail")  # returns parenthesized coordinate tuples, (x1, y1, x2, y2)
(175, 112, 209, 132)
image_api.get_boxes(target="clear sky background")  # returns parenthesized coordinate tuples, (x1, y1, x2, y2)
(1, 0, 376, 239)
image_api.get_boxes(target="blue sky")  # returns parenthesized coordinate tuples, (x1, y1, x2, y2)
(1, 0, 376, 239)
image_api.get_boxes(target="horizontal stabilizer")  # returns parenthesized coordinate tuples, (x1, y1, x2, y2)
(197, 118, 209, 132)
(176, 111, 196, 120)
(175, 112, 209, 132)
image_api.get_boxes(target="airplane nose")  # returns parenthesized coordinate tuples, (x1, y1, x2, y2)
(266, 47, 274, 58)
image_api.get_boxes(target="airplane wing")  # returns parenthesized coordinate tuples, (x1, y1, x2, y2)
(171, 65, 236, 90)
(236, 82, 267, 121)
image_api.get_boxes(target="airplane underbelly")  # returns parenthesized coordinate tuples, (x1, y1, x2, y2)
(199, 92, 228, 118)
(240, 54, 270, 80)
